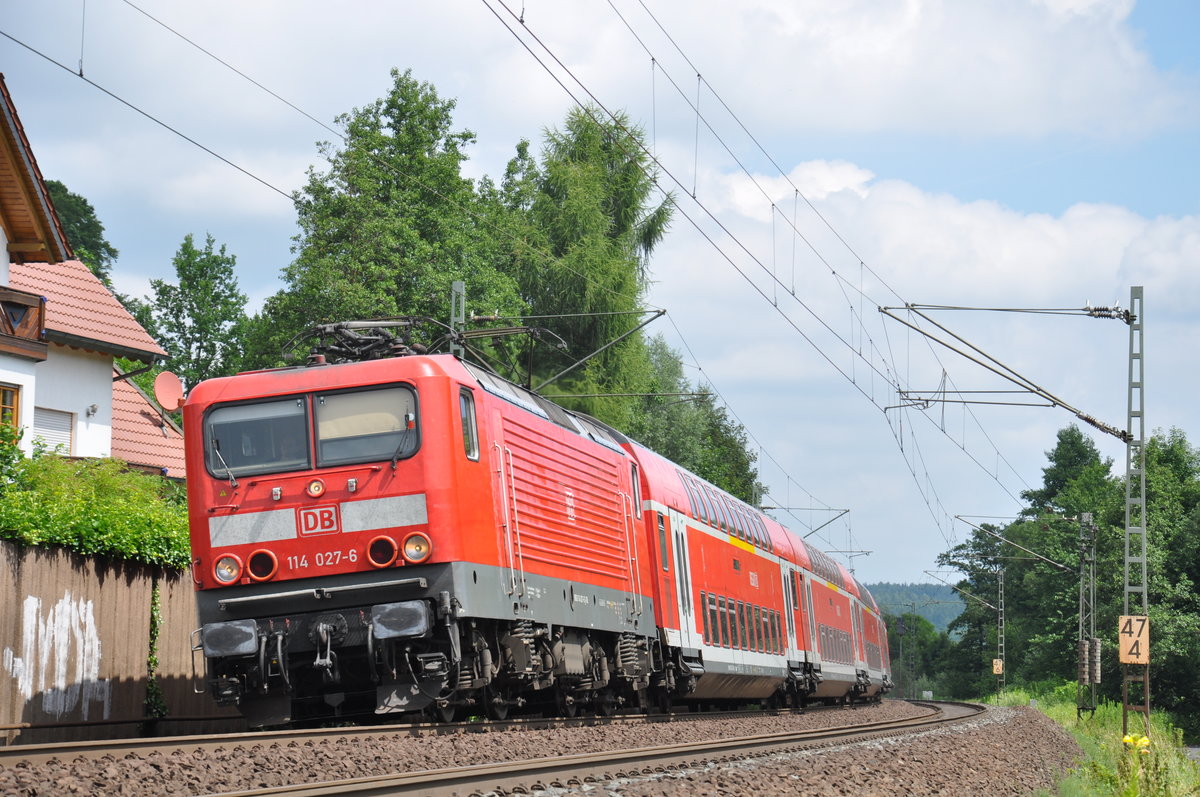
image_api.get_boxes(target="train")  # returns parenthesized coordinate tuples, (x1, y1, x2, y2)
(183, 330, 892, 726)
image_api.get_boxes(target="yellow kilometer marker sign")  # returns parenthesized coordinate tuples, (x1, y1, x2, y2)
(1118, 615, 1150, 665)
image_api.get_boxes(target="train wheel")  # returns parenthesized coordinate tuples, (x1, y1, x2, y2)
(484, 687, 509, 721)
(557, 688, 578, 718)
(430, 701, 458, 723)
(595, 690, 616, 717)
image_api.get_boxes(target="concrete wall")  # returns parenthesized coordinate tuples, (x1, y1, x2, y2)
(0, 541, 241, 744)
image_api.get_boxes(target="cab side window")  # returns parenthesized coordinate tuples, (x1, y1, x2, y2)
(460, 389, 480, 461)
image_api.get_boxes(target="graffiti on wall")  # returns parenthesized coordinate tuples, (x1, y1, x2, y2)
(2, 592, 112, 720)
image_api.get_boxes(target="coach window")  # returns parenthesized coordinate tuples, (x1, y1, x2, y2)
(205, 396, 308, 477)
(718, 597, 730, 647)
(700, 591, 710, 642)
(724, 504, 744, 542)
(707, 594, 720, 645)
(736, 601, 747, 649)
(459, 389, 479, 461)
(710, 487, 731, 532)
(680, 475, 697, 518)
(657, 513, 669, 571)
(316, 385, 418, 467)
(694, 479, 715, 525)
(748, 511, 766, 548)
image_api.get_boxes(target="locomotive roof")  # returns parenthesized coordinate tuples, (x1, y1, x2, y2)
(626, 439, 835, 578)
(186, 354, 466, 405)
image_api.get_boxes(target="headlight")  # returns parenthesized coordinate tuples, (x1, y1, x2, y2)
(213, 554, 242, 584)
(402, 532, 432, 564)
(306, 478, 326, 498)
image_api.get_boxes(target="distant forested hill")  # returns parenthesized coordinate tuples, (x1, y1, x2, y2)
(864, 583, 963, 632)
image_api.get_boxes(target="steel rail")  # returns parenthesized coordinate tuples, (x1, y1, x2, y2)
(201, 702, 982, 797)
(0, 703, 855, 766)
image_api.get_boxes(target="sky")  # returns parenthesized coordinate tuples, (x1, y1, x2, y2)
(3, 0, 1198, 587)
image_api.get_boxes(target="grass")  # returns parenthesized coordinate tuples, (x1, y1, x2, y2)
(983, 684, 1200, 796)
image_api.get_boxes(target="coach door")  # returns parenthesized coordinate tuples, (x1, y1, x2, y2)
(802, 576, 819, 665)
(780, 565, 798, 653)
(669, 508, 699, 650)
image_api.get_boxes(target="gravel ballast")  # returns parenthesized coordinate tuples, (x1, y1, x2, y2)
(0, 701, 1081, 796)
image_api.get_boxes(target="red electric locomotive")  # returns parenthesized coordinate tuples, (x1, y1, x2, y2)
(184, 331, 890, 725)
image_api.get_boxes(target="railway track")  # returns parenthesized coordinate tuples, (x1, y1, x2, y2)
(0, 705, 974, 797)
(204, 701, 983, 796)
(0, 701, 874, 768)
(0, 701, 986, 796)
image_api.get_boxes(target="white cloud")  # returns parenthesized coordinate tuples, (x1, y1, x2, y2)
(634, 0, 1195, 138)
(649, 156, 1196, 579)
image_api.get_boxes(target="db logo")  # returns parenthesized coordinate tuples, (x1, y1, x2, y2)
(297, 505, 340, 536)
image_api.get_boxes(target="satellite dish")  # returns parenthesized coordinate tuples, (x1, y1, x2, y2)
(153, 371, 185, 411)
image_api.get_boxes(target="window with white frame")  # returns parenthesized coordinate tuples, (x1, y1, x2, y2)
(0, 384, 17, 428)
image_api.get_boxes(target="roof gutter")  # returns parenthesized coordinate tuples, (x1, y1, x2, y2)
(44, 328, 165, 364)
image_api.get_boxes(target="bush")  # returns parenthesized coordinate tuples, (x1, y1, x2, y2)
(0, 423, 21, 488)
(985, 681, 1200, 795)
(0, 449, 190, 569)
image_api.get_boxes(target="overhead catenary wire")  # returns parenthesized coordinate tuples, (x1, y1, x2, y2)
(8, 2, 1045, 562)
(605, 0, 1031, 509)
(0, 29, 292, 201)
(608, 0, 1035, 501)
(486, 0, 1038, 545)
(8, 0, 857, 554)
(119, 0, 342, 139)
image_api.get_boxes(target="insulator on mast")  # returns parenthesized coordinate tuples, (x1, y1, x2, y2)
(1077, 639, 1090, 684)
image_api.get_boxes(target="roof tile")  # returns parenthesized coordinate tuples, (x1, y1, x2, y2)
(9, 260, 166, 360)
(110, 372, 186, 479)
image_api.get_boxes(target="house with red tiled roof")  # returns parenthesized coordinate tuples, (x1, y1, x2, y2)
(0, 73, 184, 476)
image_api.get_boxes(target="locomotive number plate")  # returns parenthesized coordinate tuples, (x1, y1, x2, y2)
(286, 548, 360, 570)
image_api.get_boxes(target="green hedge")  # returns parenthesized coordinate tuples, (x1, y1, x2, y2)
(0, 426, 190, 569)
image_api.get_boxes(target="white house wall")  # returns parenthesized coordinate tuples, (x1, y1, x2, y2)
(32, 345, 112, 457)
(0, 355, 36, 455)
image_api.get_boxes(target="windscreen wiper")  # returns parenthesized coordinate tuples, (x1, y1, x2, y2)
(390, 413, 416, 470)
(211, 442, 239, 488)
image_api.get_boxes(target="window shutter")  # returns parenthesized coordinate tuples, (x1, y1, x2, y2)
(33, 407, 73, 453)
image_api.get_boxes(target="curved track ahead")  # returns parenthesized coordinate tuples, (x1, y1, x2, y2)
(0, 701, 986, 796)
(224, 701, 982, 796)
(213, 701, 984, 796)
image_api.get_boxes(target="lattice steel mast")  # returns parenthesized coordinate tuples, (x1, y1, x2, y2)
(1123, 286, 1149, 735)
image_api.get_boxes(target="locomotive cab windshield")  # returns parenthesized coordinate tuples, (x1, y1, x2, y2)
(203, 384, 419, 477)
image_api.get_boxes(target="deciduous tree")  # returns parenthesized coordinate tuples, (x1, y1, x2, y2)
(242, 68, 524, 368)
(151, 233, 247, 390)
(45, 179, 119, 287)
